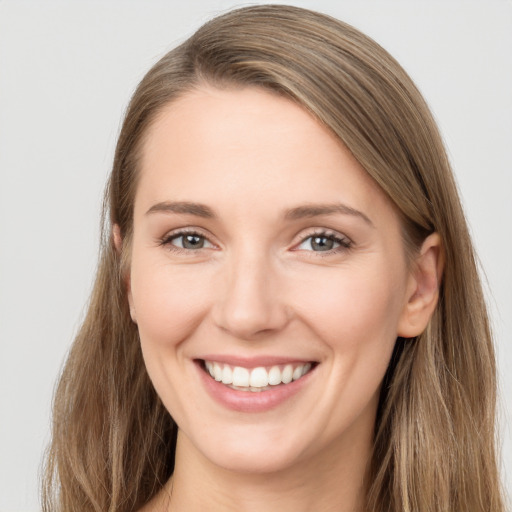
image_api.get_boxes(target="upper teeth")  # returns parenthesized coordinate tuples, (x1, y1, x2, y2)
(204, 361, 312, 389)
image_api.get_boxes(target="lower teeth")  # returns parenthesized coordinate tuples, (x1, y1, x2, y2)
(228, 384, 279, 392)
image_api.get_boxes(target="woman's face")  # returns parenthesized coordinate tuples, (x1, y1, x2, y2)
(127, 86, 416, 473)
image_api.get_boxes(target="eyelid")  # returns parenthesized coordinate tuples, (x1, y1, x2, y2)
(291, 228, 353, 252)
(159, 227, 218, 250)
(157, 226, 352, 254)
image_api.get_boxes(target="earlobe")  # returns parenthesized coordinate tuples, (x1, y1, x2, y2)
(397, 232, 444, 338)
(113, 224, 123, 253)
(128, 299, 137, 324)
(112, 224, 137, 324)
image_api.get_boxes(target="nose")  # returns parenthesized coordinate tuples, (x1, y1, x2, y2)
(212, 250, 290, 340)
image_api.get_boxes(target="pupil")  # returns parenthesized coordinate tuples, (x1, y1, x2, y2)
(312, 236, 333, 251)
(183, 235, 204, 249)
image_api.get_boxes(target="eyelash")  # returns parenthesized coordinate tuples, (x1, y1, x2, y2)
(159, 228, 215, 253)
(159, 229, 352, 255)
(294, 230, 352, 255)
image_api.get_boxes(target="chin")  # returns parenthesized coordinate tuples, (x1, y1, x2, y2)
(179, 424, 313, 475)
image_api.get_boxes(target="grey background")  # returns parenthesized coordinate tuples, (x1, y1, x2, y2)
(0, 1, 510, 509)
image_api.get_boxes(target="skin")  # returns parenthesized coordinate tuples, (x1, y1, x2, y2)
(118, 85, 442, 512)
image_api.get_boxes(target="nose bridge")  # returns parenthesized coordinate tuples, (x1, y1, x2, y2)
(213, 242, 288, 339)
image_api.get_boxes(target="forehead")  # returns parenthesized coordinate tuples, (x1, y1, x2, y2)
(135, 85, 395, 225)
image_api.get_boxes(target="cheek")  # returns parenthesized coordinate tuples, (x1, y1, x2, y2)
(129, 257, 213, 422)
(292, 263, 406, 349)
(130, 257, 212, 348)
(288, 264, 406, 436)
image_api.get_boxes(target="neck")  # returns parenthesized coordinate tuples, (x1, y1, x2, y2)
(156, 424, 372, 512)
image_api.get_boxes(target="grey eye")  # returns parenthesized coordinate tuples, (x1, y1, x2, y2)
(172, 234, 212, 249)
(298, 235, 340, 252)
(311, 236, 335, 251)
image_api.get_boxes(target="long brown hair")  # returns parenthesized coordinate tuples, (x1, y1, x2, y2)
(42, 5, 505, 511)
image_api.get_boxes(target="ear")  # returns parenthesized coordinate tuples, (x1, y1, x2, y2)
(113, 223, 123, 253)
(397, 232, 444, 338)
(112, 224, 137, 324)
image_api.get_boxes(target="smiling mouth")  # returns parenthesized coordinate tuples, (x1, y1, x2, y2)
(199, 360, 317, 392)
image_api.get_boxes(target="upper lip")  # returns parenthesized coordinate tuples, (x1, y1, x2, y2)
(196, 355, 318, 369)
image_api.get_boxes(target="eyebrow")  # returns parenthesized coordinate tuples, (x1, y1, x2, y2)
(145, 200, 373, 226)
(146, 201, 215, 218)
(284, 203, 374, 227)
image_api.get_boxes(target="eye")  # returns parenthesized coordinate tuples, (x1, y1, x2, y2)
(295, 232, 351, 252)
(161, 231, 215, 251)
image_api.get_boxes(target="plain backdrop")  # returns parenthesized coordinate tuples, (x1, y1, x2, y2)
(0, 1, 511, 510)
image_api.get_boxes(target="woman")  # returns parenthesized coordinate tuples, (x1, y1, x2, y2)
(42, 5, 505, 511)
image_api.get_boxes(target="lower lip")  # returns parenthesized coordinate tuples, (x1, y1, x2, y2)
(196, 362, 316, 413)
